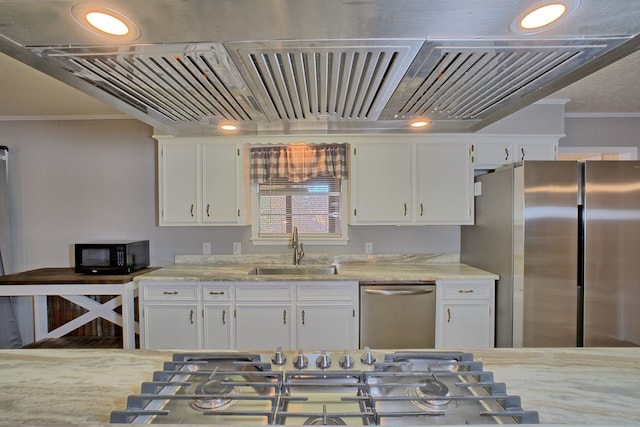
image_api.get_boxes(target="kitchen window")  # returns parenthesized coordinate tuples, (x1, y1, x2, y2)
(250, 143, 349, 244)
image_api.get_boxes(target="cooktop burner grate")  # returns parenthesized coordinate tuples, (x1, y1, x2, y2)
(110, 350, 539, 425)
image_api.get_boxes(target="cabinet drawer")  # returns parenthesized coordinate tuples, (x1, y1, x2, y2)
(297, 284, 355, 301)
(439, 281, 490, 299)
(236, 284, 292, 301)
(203, 284, 231, 301)
(142, 283, 199, 301)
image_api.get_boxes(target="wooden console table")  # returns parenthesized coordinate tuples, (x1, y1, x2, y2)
(0, 267, 157, 349)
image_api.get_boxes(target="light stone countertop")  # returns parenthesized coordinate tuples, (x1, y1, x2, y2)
(0, 347, 639, 426)
(135, 254, 499, 282)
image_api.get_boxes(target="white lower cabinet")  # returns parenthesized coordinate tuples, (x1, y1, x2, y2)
(139, 280, 358, 350)
(235, 283, 294, 349)
(296, 283, 358, 350)
(435, 279, 495, 349)
(202, 283, 233, 349)
(140, 282, 201, 349)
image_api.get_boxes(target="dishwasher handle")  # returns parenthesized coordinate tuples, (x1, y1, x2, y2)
(363, 288, 434, 296)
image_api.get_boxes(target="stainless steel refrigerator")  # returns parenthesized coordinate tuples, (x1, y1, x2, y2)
(0, 145, 22, 348)
(461, 160, 640, 347)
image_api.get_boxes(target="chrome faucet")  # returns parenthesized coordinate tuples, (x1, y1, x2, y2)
(291, 226, 305, 265)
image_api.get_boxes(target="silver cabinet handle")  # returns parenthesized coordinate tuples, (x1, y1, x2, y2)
(420, 203, 424, 216)
(206, 204, 211, 217)
(189, 309, 194, 324)
(222, 309, 226, 325)
(364, 289, 434, 296)
(458, 289, 475, 294)
(163, 291, 178, 295)
(209, 291, 225, 295)
(283, 309, 287, 325)
(403, 203, 407, 216)
(190, 204, 194, 217)
(301, 309, 305, 325)
(447, 307, 451, 323)
(505, 147, 510, 160)
(520, 147, 525, 161)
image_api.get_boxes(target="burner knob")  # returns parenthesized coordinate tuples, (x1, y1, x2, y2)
(360, 347, 376, 365)
(271, 346, 287, 365)
(339, 350, 354, 369)
(293, 349, 309, 369)
(315, 350, 332, 369)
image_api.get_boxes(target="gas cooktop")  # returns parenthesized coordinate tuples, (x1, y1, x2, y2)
(110, 349, 538, 425)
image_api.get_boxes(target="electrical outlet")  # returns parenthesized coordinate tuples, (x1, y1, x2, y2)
(233, 242, 241, 255)
(365, 242, 373, 254)
(202, 242, 211, 255)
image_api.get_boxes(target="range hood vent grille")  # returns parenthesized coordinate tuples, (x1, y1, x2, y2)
(380, 39, 633, 123)
(226, 40, 424, 123)
(41, 43, 268, 124)
(33, 37, 635, 134)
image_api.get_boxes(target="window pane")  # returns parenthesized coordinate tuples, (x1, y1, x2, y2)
(258, 177, 342, 237)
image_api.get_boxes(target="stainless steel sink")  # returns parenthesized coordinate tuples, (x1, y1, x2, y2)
(248, 266, 338, 276)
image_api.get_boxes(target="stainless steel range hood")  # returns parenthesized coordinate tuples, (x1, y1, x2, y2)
(1, 0, 639, 136)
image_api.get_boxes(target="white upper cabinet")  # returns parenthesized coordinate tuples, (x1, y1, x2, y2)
(159, 141, 200, 225)
(350, 143, 412, 224)
(158, 138, 245, 226)
(474, 137, 558, 170)
(202, 143, 242, 224)
(416, 143, 473, 224)
(350, 140, 473, 225)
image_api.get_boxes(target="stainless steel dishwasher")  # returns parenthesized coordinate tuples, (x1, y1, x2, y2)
(359, 281, 436, 349)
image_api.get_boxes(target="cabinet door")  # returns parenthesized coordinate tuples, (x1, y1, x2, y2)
(203, 304, 233, 349)
(143, 304, 199, 349)
(515, 142, 557, 162)
(416, 143, 473, 224)
(159, 142, 200, 225)
(235, 305, 294, 349)
(202, 144, 242, 224)
(440, 302, 492, 349)
(351, 143, 412, 224)
(474, 143, 513, 169)
(296, 305, 356, 349)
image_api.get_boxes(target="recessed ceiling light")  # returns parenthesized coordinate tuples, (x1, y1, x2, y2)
(410, 120, 430, 129)
(219, 123, 239, 131)
(521, 3, 567, 29)
(71, 5, 140, 40)
(510, 1, 581, 34)
(85, 11, 129, 36)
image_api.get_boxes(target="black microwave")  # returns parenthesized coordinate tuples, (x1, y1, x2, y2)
(74, 240, 149, 275)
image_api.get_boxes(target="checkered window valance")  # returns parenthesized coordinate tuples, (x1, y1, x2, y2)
(250, 143, 349, 183)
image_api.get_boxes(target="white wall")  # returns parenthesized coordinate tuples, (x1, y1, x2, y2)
(561, 116, 640, 149)
(0, 119, 460, 273)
